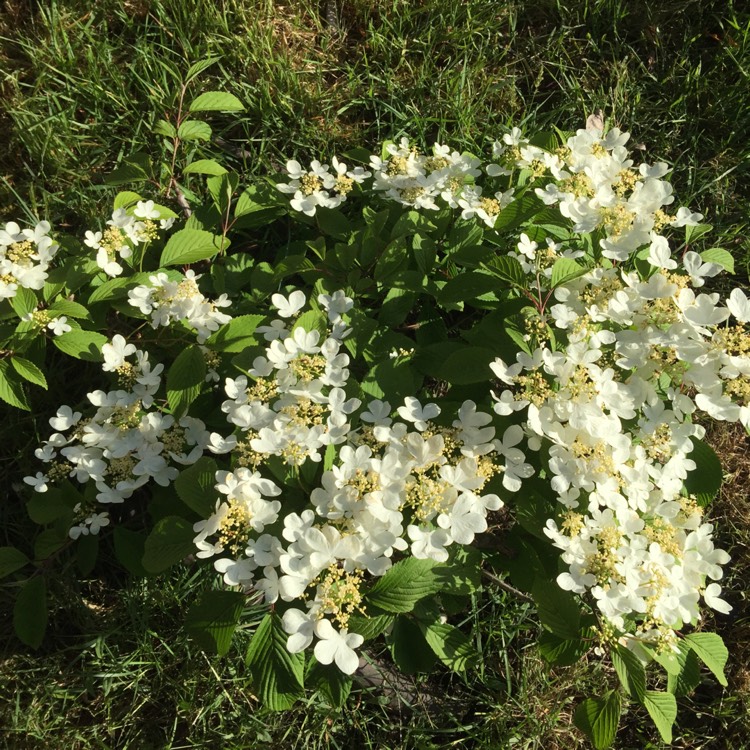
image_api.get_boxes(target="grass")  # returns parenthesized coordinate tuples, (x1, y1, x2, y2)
(1, 0, 750, 747)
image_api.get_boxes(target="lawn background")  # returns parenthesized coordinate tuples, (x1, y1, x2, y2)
(1, 1, 749, 747)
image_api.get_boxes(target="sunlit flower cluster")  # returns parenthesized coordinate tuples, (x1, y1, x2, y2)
(0, 220, 59, 300)
(128, 269, 232, 343)
(188, 292, 532, 672)
(534, 127, 702, 260)
(24, 334, 209, 537)
(85, 202, 174, 277)
(490, 230, 745, 650)
(276, 158, 371, 216)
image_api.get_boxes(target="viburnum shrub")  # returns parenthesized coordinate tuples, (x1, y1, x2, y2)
(2, 75, 746, 745)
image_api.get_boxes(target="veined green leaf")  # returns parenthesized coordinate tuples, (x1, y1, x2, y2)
(159, 228, 228, 266)
(643, 690, 677, 744)
(685, 632, 728, 686)
(573, 692, 620, 750)
(189, 91, 245, 112)
(142, 515, 195, 573)
(10, 357, 47, 388)
(245, 614, 305, 710)
(166, 345, 205, 417)
(185, 590, 244, 656)
(13, 576, 47, 649)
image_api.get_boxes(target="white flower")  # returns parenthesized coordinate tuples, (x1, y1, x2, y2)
(672, 207, 703, 227)
(134, 200, 161, 219)
(704, 583, 732, 614)
(102, 334, 136, 371)
(271, 290, 306, 318)
(407, 525, 451, 562)
(282, 608, 316, 653)
(47, 316, 72, 336)
(396, 397, 440, 431)
(313, 619, 363, 674)
(23, 472, 48, 492)
(49, 405, 82, 431)
(727, 288, 750, 323)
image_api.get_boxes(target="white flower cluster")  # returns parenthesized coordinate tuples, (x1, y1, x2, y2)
(0, 220, 59, 300)
(276, 158, 371, 216)
(193, 291, 531, 673)
(24, 334, 209, 537)
(490, 245, 746, 650)
(127, 270, 232, 343)
(275, 127, 710, 241)
(85, 201, 174, 277)
(534, 127, 702, 261)
(369, 138, 489, 215)
(208, 290, 357, 464)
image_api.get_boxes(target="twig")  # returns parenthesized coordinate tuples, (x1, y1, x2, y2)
(482, 569, 534, 603)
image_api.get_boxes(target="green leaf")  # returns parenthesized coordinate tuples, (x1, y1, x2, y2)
(34, 527, 68, 561)
(153, 119, 177, 137)
(573, 692, 621, 750)
(0, 359, 30, 410)
(644, 644, 681, 675)
(684, 438, 723, 505)
(420, 621, 478, 673)
(113, 191, 143, 210)
(159, 228, 228, 266)
(0, 546, 29, 579)
(166, 344, 205, 417)
(700, 247, 734, 274)
(185, 56, 222, 82)
(234, 184, 285, 224)
(374, 237, 410, 283)
(11, 357, 47, 388)
(390, 210, 437, 239)
(492, 193, 545, 232)
(550, 257, 586, 287)
(366, 558, 442, 613)
(47, 300, 90, 319)
(207, 173, 239, 215)
(142, 515, 196, 573)
(105, 161, 148, 186)
(538, 631, 591, 666)
(291, 309, 328, 339)
(76, 533, 99, 575)
(431, 346, 496, 385)
(388, 616, 438, 673)
(13, 576, 47, 649)
(189, 91, 245, 112)
(113, 527, 148, 576)
(317, 208, 353, 240)
(9, 286, 37, 318)
(532, 579, 581, 640)
(438, 271, 500, 306)
(245, 614, 305, 710)
(685, 632, 728, 686)
(309, 661, 353, 708)
(667, 640, 702, 696)
(177, 120, 213, 142)
(87, 272, 150, 304)
(347, 613, 394, 641)
(26, 490, 73, 524)
(175, 457, 217, 517)
(685, 223, 712, 245)
(612, 645, 646, 700)
(205, 314, 264, 352)
(185, 589, 244, 656)
(642, 690, 677, 744)
(183, 159, 228, 176)
(481, 255, 527, 288)
(52, 330, 108, 361)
